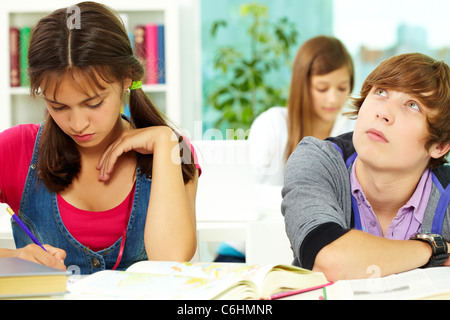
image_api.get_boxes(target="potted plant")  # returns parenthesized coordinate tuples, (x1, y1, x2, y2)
(206, 3, 298, 136)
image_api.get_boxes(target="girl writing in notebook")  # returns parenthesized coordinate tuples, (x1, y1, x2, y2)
(0, 2, 200, 274)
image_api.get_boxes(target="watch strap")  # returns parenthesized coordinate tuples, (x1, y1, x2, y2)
(426, 253, 450, 268)
(411, 234, 449, 268)
(431, 235, 447, 254)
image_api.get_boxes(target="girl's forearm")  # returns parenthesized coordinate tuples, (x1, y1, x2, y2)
(144, 127, 197, 261)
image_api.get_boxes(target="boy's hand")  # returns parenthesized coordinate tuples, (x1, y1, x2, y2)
(444, 243, 450, 266)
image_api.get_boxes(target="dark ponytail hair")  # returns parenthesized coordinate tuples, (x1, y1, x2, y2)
(28, 1, 196, 192)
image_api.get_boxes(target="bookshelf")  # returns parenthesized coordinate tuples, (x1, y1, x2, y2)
(0, 0, 182, 132)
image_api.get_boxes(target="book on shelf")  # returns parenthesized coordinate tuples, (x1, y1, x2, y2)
(9, 27, 20, 87)
(9, 23, 166, 90)
(326, 267, 450, 300)
(9, 26, 31, 88)
(68, 260, 330, 300)
(145, 24, 158, 84)
(19, 27, 31, 87)
(133, 25, 146, 74)
(134, 24, 166, 85)
(0, 257, 69, 298)
(157, 25, 166, 84)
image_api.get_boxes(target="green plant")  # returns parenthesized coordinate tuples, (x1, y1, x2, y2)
(207, 3, 298, 134)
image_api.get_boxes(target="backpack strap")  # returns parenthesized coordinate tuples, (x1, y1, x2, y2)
(331, 140, 361, 229)
(328, 133, 361, 230)
(326, 132, 357, 168)
(431, 169, 450, 234)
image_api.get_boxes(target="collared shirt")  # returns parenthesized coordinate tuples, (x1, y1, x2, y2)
(350, 158, 432, 240)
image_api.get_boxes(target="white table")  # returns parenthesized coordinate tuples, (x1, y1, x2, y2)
(1, 209, 294, 265)
(196, 214, 293, 265)
(0, 211, 15, 249)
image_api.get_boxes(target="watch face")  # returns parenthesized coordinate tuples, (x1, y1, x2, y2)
(415, 233, 441, 241)
(412, 233, 448, 264)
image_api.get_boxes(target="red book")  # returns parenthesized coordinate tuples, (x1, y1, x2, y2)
(145, 24, 158, 84)
(9, 27, 20, 87)
(133, 25, 146, 78)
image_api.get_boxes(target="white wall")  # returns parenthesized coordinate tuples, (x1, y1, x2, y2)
(178, 0, 203, 135)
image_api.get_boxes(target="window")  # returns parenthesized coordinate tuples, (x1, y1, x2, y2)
(201, 0, 450, 133)
(334, 0, 450, 91)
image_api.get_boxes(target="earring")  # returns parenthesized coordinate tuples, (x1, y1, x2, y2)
(123, 88, 129, 94)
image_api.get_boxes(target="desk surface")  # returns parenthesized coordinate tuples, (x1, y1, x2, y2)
(6, 266, 450, 300)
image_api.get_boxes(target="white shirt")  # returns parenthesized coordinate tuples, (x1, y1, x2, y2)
(248, 106, 356, 187)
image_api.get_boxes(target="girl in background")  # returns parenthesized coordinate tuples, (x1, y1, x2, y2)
(215, 36, 355, 263)
(249, 36, 355, 185)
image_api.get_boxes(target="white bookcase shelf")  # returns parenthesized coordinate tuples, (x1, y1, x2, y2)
(0, 0, 181, 131)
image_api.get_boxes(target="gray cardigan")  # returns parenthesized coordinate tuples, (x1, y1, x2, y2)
(281, 133, 450, 269)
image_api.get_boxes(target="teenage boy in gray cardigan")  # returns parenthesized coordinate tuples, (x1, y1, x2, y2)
(282, 53, 450, 281)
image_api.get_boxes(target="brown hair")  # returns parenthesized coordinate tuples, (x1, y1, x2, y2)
(348, 53, 450, 169)
(286, 36, 354, 160)
(28, 1, 196, 192)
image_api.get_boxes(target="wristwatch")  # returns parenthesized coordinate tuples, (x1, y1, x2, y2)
(410, 233, 449, 268)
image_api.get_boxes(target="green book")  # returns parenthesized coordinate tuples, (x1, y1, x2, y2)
(19, 27, 31, 87)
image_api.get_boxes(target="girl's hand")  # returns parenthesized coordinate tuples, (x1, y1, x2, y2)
(97, 125, 198, 261)
(13, 244, 67, 271)
(97, 126, 177, 181)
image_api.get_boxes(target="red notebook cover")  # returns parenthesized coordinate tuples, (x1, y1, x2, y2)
(133, 25, 146, 78)
(9, 27, 20, 87)
(145, 24, 158, 84)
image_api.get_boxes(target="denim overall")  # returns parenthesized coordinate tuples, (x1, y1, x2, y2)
(12, 124, 150, 274)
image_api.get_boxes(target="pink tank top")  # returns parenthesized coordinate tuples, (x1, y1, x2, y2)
(57, 185, 135, 252)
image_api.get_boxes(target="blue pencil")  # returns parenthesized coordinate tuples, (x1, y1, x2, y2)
(5, 206, 47, 252)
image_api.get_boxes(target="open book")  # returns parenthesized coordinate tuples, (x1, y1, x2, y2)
(327, 267, 450, 300)
(68, 261, 329, 300)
